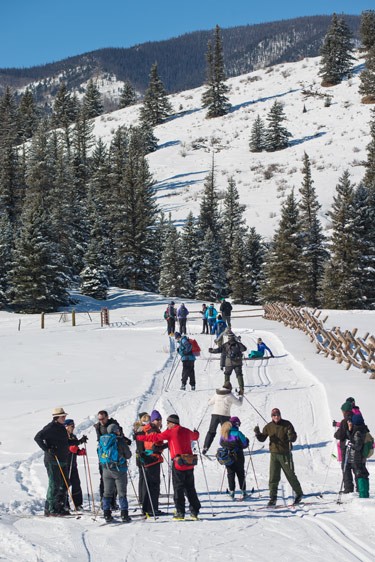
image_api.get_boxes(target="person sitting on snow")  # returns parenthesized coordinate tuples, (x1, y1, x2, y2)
(248, 337, 274, 359)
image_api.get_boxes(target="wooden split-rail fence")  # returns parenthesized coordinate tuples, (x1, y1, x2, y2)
(264, 303, 375, 378)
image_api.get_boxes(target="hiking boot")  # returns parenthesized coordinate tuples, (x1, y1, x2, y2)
(267, 497, 277, 507)
(180, 384, 186, 390)
(202, 448, 208, 455)
(238, 388, 244, 396)
(190, 511, 199, 520)
(104, 509, 113, 522)
(121, 510, 131, 523)
(240, 491, 249, 500)
(229, 490, 235, 499)
(293, 494, 303, 505)
(191, 385, 195, 391)
(154, 510, 168, 516)
(172, 512, 185, 520)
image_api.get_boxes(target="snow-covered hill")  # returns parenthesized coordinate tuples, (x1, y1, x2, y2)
(92, 53, 372, 238)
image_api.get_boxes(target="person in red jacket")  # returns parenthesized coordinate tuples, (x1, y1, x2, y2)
(136, 414, 201, 520)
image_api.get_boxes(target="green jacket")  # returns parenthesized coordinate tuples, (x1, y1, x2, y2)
(256, 419, 297, 454)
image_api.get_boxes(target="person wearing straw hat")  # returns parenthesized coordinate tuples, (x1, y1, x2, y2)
(34, 407, 71, 516)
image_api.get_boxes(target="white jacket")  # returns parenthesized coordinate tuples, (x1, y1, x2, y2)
(208, 389, 243, 416)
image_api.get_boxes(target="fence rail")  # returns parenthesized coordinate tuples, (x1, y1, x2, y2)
(264, 303, 375, 378)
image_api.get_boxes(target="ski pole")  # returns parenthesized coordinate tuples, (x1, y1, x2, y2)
(165, 357, 181, 391)
(82, 454, 91, 511)
(197, 441, 215, 517)
(140, 464, 157, 520)
(127, 466, 142, 513)
(247, 441, 261, 497)
(160, 461, 168, 496)
(242, 395, 267, 423)
(219, 466, 226, 493)
(165, 450, 172, 514)
(196, 401, 210, 431)
(54, 455, 78, 512)
(318, 441, 336, 498)
(83, 445, 96, 514)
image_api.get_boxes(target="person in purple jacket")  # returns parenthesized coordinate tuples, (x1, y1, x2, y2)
(219, 417, 249, 500)
(177, 303, 189, 335)
(248, 338, 274, 359)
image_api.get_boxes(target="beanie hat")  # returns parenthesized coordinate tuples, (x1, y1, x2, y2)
(227, 331, 236, 340)
(52, 407, 68, 417)
(346, 397, 355, 405)
(139, 412, 148, 419)
(174, 332, 181, 339)
(166, 414, 180, 425)
(223, 381, 232, 391)
(341, 401, 352, 412)
(151, 410, 162, 422)
(170, 301, 175, 305)
(64, 419, 75, 427)
(230, 416, 241, 426)
(107, 424, 120, 434)
(351, 414, 364, 426)
(271, 408, 281, 417)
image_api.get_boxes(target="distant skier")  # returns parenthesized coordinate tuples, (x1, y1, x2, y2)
(175, 332, 196, 390)
(200, 304, 209, 334)
(254, 408, 303, 506)
(219, 417, 249, 500)
(177, 303, 189, 335)
(212, 314, 227, 346)
(220, 298, 233, 328)
(202, 381, 242, 454)
(248, 337, 274, 359)
(65, 418, 88, 510)
(164, 301, 177, 335)
(205, 303, 218, 334)
(208, 331, 247, 395)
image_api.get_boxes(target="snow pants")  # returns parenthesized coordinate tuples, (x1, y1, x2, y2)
(344, 461, 369, 495)
(202, 318, 209, 334)
(181, 360, 195, 386)
(248, 350, 264, 359)
(221, 313, 231, 329)
(203, 414, 230, 451)
(172, 465, 201, 516)
(226, 450, 246, 492)
(102, 466, 128, 511)
(167, 318, 176, 335)
(224, 365, 244, 392)
(67, 461, 83, 508)
(179, 318, 187, 334)
(45, 458, 68, 514)
(269, 453, 303, 498)
(140, 462, 161, 514)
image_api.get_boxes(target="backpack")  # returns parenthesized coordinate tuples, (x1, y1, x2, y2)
(98, 434, 125, 468)
(216, 447, 237, 466)
(229, 341, 242, 360)
(164, 310, 169, 320)
(168, 305, 176, 318)
(208, 307, 214, 318)
(221, 301, 232, 314)
(188, 338, 201, 357)
(363, 432, 374, 459)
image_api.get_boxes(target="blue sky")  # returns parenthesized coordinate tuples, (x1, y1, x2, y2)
(1, 0, 373, 68)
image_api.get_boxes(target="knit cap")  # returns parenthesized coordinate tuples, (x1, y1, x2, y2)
(166, 414, 180, 425)
(151, 410, 162, 422)
(341, 401, 352, 412)
(351, 414, 364, 426)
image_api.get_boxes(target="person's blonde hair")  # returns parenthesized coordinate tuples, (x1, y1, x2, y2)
(141, 414, 150, 424)
(220, 421, 232, 440)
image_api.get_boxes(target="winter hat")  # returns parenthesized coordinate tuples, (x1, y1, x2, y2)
(217, 314, 222, 320)
(230, 416, 241, 426)
(174, 332, 181, 339)
(341, 401, 353, 412)
(107, 424, 120, 434)
(139, 412, 148, 419)
(170, 301, 175, 305)
(64, 419, 75, 427)
(166, 414, 180, 425)
(346, 397, 355, 405)
(351, 414, 364, 426)
(227, 331, 236, 340)
(271, 408, 281, 417)
(223, 381, 232, 391)
(52, 407, 68, 417)
(151, 410, 162, 422)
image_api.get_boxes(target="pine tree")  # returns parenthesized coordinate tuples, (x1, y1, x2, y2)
(139, 63, 172, 127)
(249, 115, 266, 152)
(82, 80, 103, 119)
(363, 108, 375, 189)
(320, 171, 361, 308)
(158, 222, 192, 297)
(8, 192, 69, 313)
(52, 83, 78, 129)
(80, 200, 109, 300)
(0, 213, 13, 304)
(298, 153, 326, 306)
(221, 177, 246, 287)
(201, 25, 231, 118)
(359, 44, 375, 102)
(18, 89, 39, 140)
(319, 14, 354, 86)
(198, 156, 220, 238)
(181, 211, 199, 296)
(195, 229, 226, 300)
(265, 101, 291, 151)
(360, 10, 375, 51)
(261, 190, 303, 304)
(119, 81, 137, 108)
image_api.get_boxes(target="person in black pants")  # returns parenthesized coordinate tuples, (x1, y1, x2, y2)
(200, 304, 209, 334)
(34, 407, 71, 516)
(219, 417, 249, 499)
(64, 419, 88, 510)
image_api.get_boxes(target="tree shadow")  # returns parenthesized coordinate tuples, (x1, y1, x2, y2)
(230, 89, 300, 113)
(289, 131, 326, 146)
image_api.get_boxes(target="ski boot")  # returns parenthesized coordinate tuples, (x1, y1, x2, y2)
(180, 384, 186, 390)
(267, 497, 277, 507)
(104, 509, 113, 522)
(121, 510, 131, 523)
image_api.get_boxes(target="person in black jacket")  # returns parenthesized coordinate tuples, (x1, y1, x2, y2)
(208, 332, 247, 394)
(344, 414, 370, 498)
(34, 407, 70, 516)
(220, 298, 233, 328)
(65, 419, 88, 510)
(94, 410, 128, 508)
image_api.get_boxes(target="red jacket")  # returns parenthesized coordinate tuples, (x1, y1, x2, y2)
(137, 425, 199, 471)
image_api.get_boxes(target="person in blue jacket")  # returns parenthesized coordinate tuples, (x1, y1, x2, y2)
(219, 417, 249, 499)
(175, 332, 196, 391)
(205, 303, 218, 334)
(213, 314, 227, 346)
(248, 337, 274, 359)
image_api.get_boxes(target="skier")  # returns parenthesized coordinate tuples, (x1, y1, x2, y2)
(177, 303, 189, 335)
(175, 332, 196, 390)
(94, 410, 128, 508)
(208, 331, 247, 395)
(254, 407, 303, 506)
(205, 303, 218, 334)
(220, 297, 233, 328)
(333, 401, 354, 471)
(134, 413, 151, 506)
(200, 304, 209, 334)
(34, 407, 70, 516)
(202, 381, 242, 455)
(65, 419, 88, 510)
(219, 417, 249, 500)
(136, 414, 201, 520)
(164, 301, 177, 335)
(248, 337, 274, 359)
(134, 410, 168, 516)
(343, 414, 370, 498)
(98, 424, 132, 522)
(212, 314, 227, 346)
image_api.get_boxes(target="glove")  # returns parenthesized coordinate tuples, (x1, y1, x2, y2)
(287, 430, 293, 442)
(77, 448, 87, 456)
(124, 437, 132, 446)
(332, 420, 337, 427)
(80, 435, 88, 443)
(69, 445, 79, 454)
(193, 428, 198, 433)
(220, 366, 224, 371)
(254, 425, 260, 435)
(208, 348, 213, 353)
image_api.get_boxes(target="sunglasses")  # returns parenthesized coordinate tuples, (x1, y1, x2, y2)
(272, 413, 281, 417)
(98, 417, 107, 421)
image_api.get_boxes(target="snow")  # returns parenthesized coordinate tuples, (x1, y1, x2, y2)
(92, 53, 372, 239)
(0, 288, 374, 561)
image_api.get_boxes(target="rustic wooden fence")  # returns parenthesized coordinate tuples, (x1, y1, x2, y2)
(264, 303, 375, 378)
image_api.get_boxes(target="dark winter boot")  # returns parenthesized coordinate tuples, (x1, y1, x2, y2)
(180, 384, 186, 390)
(121, 509, 132, 523)
(104, 509, 113, 522)
(267, 496, 277, 507)
(293, 493, 303, 505)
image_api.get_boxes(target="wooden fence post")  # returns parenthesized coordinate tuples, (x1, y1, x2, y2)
(72, 309, 76, 327)
(41, 312, 45, 329)
(101, 307, 109, 327)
